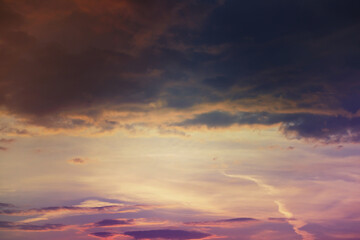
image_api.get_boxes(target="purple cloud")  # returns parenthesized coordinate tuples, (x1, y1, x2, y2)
(301, 220, 360, 240)
(124, 229, 211, 239)
(90, 232, 116, 238)
(221, 217, 258, 222)
(95, 218, 134, 227)
(0, 204, 133, 216)
(0, 221, 66, 231)
(185, 217, 258, 226)
(0, 203, 15, 208)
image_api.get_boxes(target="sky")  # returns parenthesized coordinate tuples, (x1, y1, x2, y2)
(0, 0, 360, 239)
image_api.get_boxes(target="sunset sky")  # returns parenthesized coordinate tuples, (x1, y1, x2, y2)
(1, 1, 360, 239)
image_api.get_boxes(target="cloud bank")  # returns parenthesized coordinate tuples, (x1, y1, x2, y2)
(0, 0, 359, 143)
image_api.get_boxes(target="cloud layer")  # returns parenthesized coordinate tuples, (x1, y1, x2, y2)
(177, 111, 360, 143)
(0, 0, 360, 142)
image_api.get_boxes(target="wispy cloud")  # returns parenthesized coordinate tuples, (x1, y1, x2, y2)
(0, 200, 151, 223)
(185, 217, 259, 227)
(0, 221, 68, 232)
(222, 171, 315, 240)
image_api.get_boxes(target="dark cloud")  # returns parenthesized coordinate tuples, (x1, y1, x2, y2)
(221, 217, 258, 223)
(0, 221, 66, 231)
(98, 120, 119, 132)
(0, 203, 15, 208)
(177, 111, 360, 143)
(280, 114, 360, 143)
(124, 229, 211, 239)
(0, 0, 23, 32)
(176, 111, 237, 127)
(202, 76, 236, 90)
(17, 223, 66, 231)
(194, 1, 360, 121)
(0, 221, 13, 228)
(0, 0, 218, 128)
(89, 231, 116, 238)
(0, 203, 130, 216)
(162, 86, 221, 109)
(94, 218, 133, 227)
(1, 0, 359, 143)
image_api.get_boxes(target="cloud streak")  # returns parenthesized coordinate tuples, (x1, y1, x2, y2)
(0, 200, 150, 223)
(185, 217, 259, 227)
(222, 171, 314, 240)
(0, 221, 67, 232)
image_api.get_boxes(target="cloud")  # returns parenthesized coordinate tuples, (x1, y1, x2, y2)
(185, 217, 258, 227)
(221, 217, 257, 223)
(0, 200, 148, 222)
(301, 220, 360, 240)
(68, 157, 86, 164)
(0, 205, 119, 216)
(94, 218, 134, 227)
(0, 0, 219, 129)
(0, 126, 29, 136)
(203, 76, 236, 90)
(124, 229, 211, 239)
(177, 111, 360, 143)
(0, 221, 67, 232)
(89, 231, 116, 238)
(0, 0, 359, 145)
(222, 171, 315, 240)
(176, 111, 238, 127)
(0, 203, 15, 208)
(268, 217, 296, 222)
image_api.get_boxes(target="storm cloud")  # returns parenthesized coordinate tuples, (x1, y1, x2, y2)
(1, 0, 359, 142)
(0, 0, 217, 125)
(177, 111, 360, 143)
